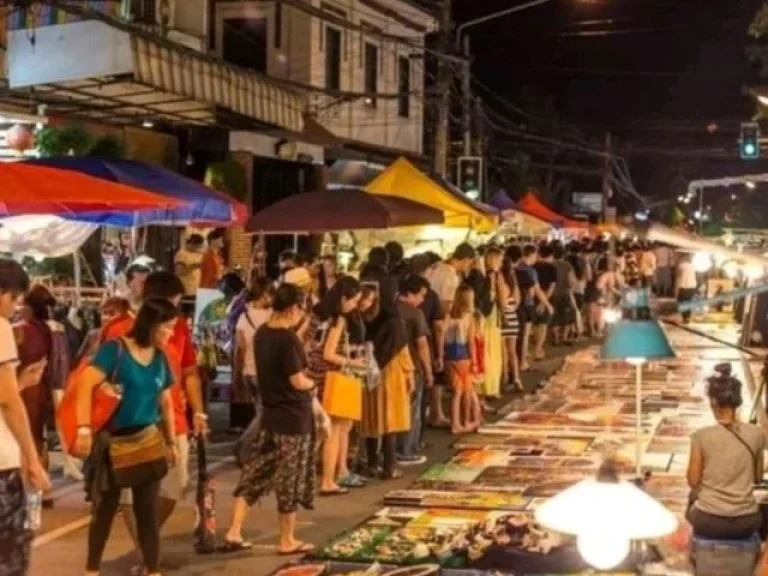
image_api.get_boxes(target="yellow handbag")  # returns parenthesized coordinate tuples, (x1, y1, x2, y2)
(322, 370, 363, 420)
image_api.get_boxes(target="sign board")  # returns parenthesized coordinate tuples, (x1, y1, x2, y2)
(571, 192, 602, 214)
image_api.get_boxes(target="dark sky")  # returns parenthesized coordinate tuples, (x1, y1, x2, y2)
(451, 0, 767, 209)
(457, 0, 762, 129)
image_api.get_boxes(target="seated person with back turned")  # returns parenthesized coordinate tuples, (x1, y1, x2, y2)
(686, 364, 765, 540)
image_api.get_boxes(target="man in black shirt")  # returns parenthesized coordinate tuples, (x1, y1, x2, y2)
(395, 275, 431, 465)
(532, 243, 557, 360)
(408, 254, 446, 434)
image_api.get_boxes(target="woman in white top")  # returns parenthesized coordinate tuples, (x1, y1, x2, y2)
(234, 279, 273, 418)
(675, 253, 698, 324)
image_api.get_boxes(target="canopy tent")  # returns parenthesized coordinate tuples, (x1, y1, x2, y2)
(364, 157, 497, 232)
(0, 215, 98, 258)
(24, 157, 246, 227)
(245, 188, 443, 233)
(518, 192, 588, 230)
(487, 190, 551, 235)
(0, 162, 183, 217)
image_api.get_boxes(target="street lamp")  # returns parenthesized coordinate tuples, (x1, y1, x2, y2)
(455, 0, 554, 156)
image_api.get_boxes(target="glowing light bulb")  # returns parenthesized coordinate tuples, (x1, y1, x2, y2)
(603, 308, 620, 324)
(692, 252, 712, 273)
(577, 531, 630, 571)
(722, 261, 739, 279)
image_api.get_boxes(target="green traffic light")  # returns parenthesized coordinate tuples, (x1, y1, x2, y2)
(744, 142, 756, 156)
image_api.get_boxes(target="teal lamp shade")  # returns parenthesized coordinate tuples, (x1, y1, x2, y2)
(600, 320, 675, 361)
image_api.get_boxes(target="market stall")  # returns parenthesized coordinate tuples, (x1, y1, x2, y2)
(517, 192, 589, 232)
(487, 190, 552, 237)
(364, 157, 498, 233)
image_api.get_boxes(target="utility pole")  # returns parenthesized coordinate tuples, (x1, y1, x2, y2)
(462, 34, 471, 157)
(433, 0, 452, 178)
(601, 132, 612, 223)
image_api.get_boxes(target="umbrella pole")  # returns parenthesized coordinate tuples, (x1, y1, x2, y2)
(293, 233, 298, 252)
(73, 250, 82, 308)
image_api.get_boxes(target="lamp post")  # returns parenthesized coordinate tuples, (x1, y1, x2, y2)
(455, 0, 554, 157)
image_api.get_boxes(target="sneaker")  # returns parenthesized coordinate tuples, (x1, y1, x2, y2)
(397, 454, 427, 466)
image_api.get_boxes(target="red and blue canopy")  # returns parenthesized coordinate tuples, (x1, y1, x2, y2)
(24, 157, 246, 227)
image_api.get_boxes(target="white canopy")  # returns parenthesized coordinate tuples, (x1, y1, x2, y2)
(0, 215, 98, 257)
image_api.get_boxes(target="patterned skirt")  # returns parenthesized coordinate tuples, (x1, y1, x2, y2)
(0, 470, 32, 576)
(234, 428, 316, 514)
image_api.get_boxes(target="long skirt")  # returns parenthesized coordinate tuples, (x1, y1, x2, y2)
(480, 307, 503, 398)
(360, 347, 413, 439)
(234, 428, 316, 514)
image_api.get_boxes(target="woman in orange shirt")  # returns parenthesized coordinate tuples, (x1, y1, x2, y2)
(200, 230, 225, 289)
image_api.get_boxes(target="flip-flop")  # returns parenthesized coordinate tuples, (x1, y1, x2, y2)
(278, 542, 315, 556)
(218, 539, 254, 553)
(319, 487, 350, 496)
(338, 474, 366, 488)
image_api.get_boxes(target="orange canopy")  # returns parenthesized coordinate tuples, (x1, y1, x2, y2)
(518, 192, 588, 230)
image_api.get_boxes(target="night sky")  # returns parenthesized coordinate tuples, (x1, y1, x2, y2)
(452, 0, 768, 212)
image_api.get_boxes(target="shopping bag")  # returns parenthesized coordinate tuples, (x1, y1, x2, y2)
(57, 341, 124, 455)
(322, 370, 362, 420)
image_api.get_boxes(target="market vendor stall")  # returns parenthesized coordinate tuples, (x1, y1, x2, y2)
(517, 192, 588, 231)
(245, 188, 444, 233)
(24, 157, 247, 226)
(487, 190, 551, 237)
(364, 157, 498, 232)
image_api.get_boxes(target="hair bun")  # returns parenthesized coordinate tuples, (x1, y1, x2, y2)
(714, 363, 732, 377)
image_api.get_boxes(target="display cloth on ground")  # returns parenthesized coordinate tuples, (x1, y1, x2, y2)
(273, 322, 757, 575)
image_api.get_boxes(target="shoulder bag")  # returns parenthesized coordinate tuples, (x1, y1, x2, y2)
(322, 325, 363, 421)
(108, 347, 169, 488)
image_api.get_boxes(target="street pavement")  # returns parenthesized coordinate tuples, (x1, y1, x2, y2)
(29, 348, 576, 576)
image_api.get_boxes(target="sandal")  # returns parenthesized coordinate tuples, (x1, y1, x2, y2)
(381, 468, 404, 480)
(278, 542, 315, 556)
(319, 487, 350, 496)
(218, 539, 254, 553)
(337, 473, 367, 488)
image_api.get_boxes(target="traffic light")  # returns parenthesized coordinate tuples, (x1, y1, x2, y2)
(457, 156, 484, 199)
(740, 122, 761, 160)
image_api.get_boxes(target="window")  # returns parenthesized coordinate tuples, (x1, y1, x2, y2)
(398, 56, 410, 118)
(364, 43, 378, 109)
(325, 26, 342, 91)
(223, 18, 268, 73)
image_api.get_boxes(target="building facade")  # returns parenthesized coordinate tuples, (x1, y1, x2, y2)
(211, 0, 435, 155)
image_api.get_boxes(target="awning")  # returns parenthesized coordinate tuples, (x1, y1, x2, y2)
(365, 157, 498, 232)
(518, 191, 588, 230)
(0, 215, 97, 257)
(488, 190, 551, 234)
(8, 19, 305, 132)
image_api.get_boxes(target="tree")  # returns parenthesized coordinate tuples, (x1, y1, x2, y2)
(204, 160, 248, 202)
(36, 124, 127, 158)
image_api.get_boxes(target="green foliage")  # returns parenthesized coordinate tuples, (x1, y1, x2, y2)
(204, 160, 248, 201)
(36, 124, 127, 159)
(87, 135, 126, 159)
(663, 205, 686, 227)
(749, 4, 768, 38)
(36, 124, 93, 157)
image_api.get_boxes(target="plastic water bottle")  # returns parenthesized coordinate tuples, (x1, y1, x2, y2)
(24, 490, 42, 531)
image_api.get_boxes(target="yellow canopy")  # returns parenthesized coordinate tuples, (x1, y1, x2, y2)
(364, 157, 498, 232)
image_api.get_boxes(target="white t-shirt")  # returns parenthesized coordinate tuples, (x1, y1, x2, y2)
(175, 249, 203, 296)
(0, 317, 21, 470)
(677, 261, 698, 290)
(427, 261, 460, 305)
(235, 308, 272, 377)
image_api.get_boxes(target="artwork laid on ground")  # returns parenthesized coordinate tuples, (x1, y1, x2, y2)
(296, 322, 756, 575)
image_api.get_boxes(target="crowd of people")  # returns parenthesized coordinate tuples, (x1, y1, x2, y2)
(0, 235, 703, 575)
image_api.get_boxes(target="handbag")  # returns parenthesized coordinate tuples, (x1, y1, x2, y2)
(57, 340, 125, 456)
(109, 425, 169, 488)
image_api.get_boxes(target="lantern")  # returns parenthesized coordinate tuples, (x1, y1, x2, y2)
(6, 124, 35, 153)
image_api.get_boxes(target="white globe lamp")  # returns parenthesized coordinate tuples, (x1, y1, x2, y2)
(576, 531, 630, 571)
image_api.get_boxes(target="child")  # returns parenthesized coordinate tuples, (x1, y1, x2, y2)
(471, 311, 486, 424)
(444, 284, 480, 434)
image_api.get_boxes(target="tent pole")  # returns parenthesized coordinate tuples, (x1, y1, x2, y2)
(73, 250, 82, 308)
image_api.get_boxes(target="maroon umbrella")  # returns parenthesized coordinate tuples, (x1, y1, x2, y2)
(245, 188, 444, 233)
